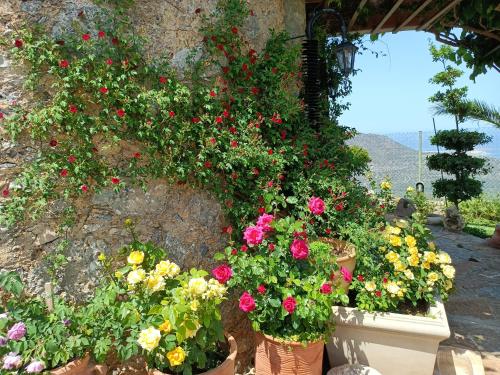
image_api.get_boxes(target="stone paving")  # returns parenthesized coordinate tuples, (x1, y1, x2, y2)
(430, 225, 500, 375)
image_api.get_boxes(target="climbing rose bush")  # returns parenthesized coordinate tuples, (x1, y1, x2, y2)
(215, 213, 348, 343)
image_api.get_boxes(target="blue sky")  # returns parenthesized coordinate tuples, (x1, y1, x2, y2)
(339, 31, 500, 134)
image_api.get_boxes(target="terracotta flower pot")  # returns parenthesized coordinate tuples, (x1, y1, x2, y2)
(50, 355, 107, 375)
(319, 238, 356, 293)
(149, 334, 237, 375)
(254, 332, 324, 375)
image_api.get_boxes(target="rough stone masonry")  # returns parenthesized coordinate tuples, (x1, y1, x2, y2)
(0, 0, 306, 367)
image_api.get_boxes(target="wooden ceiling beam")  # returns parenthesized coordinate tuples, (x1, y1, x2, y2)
(349, 0, 368, 30)
(418, 0, 463, 31)
(372, 0, 404, 34)
(394, 0, 433, 33)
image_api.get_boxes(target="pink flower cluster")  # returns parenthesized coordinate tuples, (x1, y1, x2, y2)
(308, 196, 325, 215)
(243, 213, 275, 246)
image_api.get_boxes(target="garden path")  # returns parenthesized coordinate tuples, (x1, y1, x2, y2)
(430, 225, 500, 375)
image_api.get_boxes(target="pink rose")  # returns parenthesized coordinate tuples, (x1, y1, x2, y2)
(256, 213, 274, 232)
(282, 296, 297, 314)
(243, 225, 264, 246)
(257, 284, 266, 294)
(239, 292, 256, 313)
(308, 196, 325, 215)
(7, 322, 26, 341)
(212, 264, 233, 284)
(320, 283, 332, 294)
(290, 239, 309, 260)
(340, 266, 352, 283)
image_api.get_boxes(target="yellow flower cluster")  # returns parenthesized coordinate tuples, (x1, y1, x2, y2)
(380, 180, 392, 190)
(137, 327, 187, 366)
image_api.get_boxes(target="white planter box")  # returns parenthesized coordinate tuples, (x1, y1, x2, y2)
(327, 298, 450, 375)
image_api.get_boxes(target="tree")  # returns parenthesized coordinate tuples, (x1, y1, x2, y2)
(426, 44, 492, 207)
(432, 99, 500, 128)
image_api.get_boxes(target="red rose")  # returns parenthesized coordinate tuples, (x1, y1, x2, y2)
(209, 137, 216, 145)
(267, 181, 273, 188)
(282, 296, 297, 314)
(375, 290, 382, 297)
(111, 37, 119, 45)
(14, 39, 23, 48)
(221, 225, 233, 234)
(250, 9, 255, 16)
(59, 60, 69, 68)
(320, 283, 332, 294)
(242, 63, 248, 72)
(159, 76, 167, 84)
(68, 155, 76, 163)
(230, 140, 238, 148)
(116, 109, 125, 118)
(56, 40, 65, 46)
(204, 161, 212, 168)
(195, 8, 201, 14)
(222, 66, 229, 74)
(192, 117, 200, 123)
(383, 277, 388, 283)
(251, 87, 260, 95)
(0, 112, 3, 120)
(98, 31, 106, 38)
(229, 126, 237, 134)
(357, 274, 364, 282)
(325, 228, 332, 235)
(240, 244, 248, 252)
(335, 202, 344, 211)
(69, 104, 78, 113)
(223, 110, 230, 118)
(209, 90, 216, 97)
(82, 33, 91, 41)
(252, 168, 259, 176)
(133, 152, 141, 159)
(258, 207, 265, 215)
(60, 169, 68, 177)
(257, 284, 266, 294)
(81, 184, 88, 192)
(111, 177, 120, 184)
(106, 58, 113, 65)
(215, 116, 223, 124)
(239, 292, 256, 313)
(2, 188, 9, 197)
(212, 264, 233, 284)
(280, 130, 287, 140)
(267, 149, 273, 155)
(169, 111, 175, 118)
(308, 197, 325, 215)
(231, 248, 238, 255)
(99, 87, 108, 94)
(272, 67, 278, 74)
(268, 243, 275, 252)
(231, 26, 238, 34)
(290, 238, 309, 260)
(49, 139, 58, 147)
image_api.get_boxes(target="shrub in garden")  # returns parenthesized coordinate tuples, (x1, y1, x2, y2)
(0, 272, 89, 373)
(88, 229, 228, 374)
(215, 206, 349, 343)
(351, 217, 455, 312)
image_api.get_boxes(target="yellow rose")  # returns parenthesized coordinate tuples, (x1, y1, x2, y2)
(167, 347, 186, 367)
(190, 300, 200, 311)
(188, 277, 208, 295)
(155, 260, 180, 278)
(385, 251, 399, 263)
(365, 281, 376, 292)
(404, 269, 414, 280)
(424, 251, 437, 264)
(438, 252, 451, 264)
(445, 279, 453, 290)
(442, 265, 455, 279)
(185, 321, 200, 338)
(397, 290, 404, 298)
(385, 281, 400, 295)
(394, 261, 406, 272)
(394, 219, 409, 229)
(115, 271, 123, 279)
(204, 279, 227, 299)
(380, 181, 392, 190)
(389, 235, 402, 247)
(406, 186, 414, 192)
(386, 226, 401, 235)
(427, 272, 439, 284)
(127, 268, 146, 285)
(421, 261, 431, 270)
(127, 251, 145, 265)
(428, 242, 436, 251)
(407, 254, 419, 267)
(145, 274, 165, 292)
(159, 320, 172, 333)
(408, 246, 419, 255)
(137, 327, 161, 351)
(405, 235, 417, 248)
(98, 253, 106, 262)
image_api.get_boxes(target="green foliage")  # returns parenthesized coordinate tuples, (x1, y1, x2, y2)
(405, 187, 435, 217)
(221, 215, 346, 343)
(459, 195, 500, 225)
(463, 224, 495, 239)
(430, 129, 492, 152)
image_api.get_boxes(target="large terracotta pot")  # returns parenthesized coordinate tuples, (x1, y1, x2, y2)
(254, 332, 324, 375)
(319, 238, 356, 293)
(149, 334, 237, 375)
(50, 355, 107, 375)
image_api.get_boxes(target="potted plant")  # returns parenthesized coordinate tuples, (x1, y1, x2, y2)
(91, 229, 236, 375)
(215, 213, 348, 375)
(327, 217, 455, 375)
(0, 271, 106, 374)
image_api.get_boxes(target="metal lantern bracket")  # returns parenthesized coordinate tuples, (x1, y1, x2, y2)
(306, 8, 348, 41)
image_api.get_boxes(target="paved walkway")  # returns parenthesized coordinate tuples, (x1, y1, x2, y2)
(430, 225, 500, 375)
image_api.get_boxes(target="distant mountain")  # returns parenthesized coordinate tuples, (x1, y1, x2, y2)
(348, 133, 500, 197)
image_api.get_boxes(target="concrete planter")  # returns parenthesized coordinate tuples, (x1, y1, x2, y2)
(327, 298, 450, 375)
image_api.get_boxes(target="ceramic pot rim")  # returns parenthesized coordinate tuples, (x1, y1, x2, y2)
(318, 237, 356, 261)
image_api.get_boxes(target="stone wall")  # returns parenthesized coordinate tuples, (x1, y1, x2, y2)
(0, 0, 305, 368)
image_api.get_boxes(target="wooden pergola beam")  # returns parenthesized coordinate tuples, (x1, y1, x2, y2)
(349, 0, 368, 30)
(394, 0, 433, 33)
(418, 0, 463, 31)
(372, 0, 404, 34)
